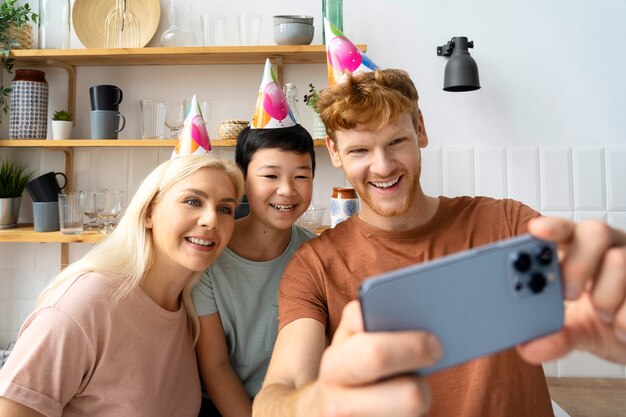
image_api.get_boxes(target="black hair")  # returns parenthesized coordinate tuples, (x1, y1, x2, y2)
(235, 124, 316, 178)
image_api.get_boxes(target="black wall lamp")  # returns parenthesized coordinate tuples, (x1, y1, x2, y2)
(437, 36, 481, 92)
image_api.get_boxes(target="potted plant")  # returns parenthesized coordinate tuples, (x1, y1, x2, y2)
(0, 0, 38, 121)
(0, 160, 34, 229)
(51, 109, 73, 139)
(303, 83, 326, 139)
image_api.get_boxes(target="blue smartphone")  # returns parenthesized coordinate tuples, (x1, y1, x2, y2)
(359, 234, 564, 375)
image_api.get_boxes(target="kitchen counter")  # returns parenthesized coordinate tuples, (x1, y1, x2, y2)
(547, 377, 626, 417)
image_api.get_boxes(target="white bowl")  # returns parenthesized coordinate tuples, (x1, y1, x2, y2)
(295, 205, 326, 231)
(273, 15, 314, 45)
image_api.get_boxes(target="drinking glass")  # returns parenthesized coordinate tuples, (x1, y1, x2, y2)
(58, 192, 85, 235)
(83, 191, 103, 230)
(183, 98, 212, 125)
(96, 190, 124, 234)
(165, 101, 185, 138)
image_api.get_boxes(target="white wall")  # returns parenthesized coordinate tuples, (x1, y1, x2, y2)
(2, 0, 626, 377)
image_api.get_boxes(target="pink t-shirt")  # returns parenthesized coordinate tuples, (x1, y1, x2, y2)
(0, 272, 201, 417)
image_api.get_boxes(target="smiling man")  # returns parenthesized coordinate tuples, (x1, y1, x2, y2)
(252, 68, 626, 417)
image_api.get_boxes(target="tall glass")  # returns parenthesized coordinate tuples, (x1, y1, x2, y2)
(58, 192, 85, 235)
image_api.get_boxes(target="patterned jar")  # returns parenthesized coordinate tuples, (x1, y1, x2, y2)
(9, 69, 49, 139)
(330, 186, 359, 228)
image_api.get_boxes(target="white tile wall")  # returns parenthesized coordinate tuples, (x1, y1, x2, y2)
(442, 147, 474, 197)
(507, 147, 540, 210)
(2, 145, 626, 379)
(475, 147, 507, 199)
(572, 148, 606, 211)
(606, 149, 626, 210)
(540, 148, 573, 211)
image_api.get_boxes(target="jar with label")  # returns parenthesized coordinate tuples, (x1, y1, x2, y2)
(330, 186, 359, 228)
(9, 69, 49, 139)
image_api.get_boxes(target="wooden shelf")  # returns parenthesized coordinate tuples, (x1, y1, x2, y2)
(0, 225, 105, 243)
(10, 45, 366, 67)
(9, 45, 366, 113)
(0, 139, 327, 147)
(0, 224, 328, 243)
(1, 46, 342, 247)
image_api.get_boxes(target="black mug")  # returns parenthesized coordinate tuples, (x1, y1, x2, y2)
(25, 172, 68, 202)
(89, 84, 124, 111)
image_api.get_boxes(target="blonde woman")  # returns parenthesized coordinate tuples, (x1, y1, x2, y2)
(0, 155, 244, 417)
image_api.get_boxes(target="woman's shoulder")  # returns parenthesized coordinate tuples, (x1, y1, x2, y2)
(42, 272, 118, 312)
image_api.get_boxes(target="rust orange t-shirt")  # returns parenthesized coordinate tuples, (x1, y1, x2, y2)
(278, 196, 554, 417)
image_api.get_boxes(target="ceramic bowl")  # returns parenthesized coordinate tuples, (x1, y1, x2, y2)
(295, 205, 326, 231)
(273, 15, 314, 45)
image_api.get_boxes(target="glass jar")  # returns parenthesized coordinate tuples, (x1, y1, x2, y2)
(160, 0, 195, 47)
(38, 0, 70, 49)
(283, 82, 300, 123)
(9, 69, 49, 139)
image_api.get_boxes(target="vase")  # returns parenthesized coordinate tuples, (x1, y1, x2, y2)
(38, 0, 71, 49)
(322, 0, 343, 42)
(330, 187, 359, 228)
(9, 69, 49, 139)
(312, 113, 327, 139)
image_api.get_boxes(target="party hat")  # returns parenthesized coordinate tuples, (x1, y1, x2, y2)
(324, 17, 379, 85)
(171, 94, 212, 159)
(251, 58, 297, 129)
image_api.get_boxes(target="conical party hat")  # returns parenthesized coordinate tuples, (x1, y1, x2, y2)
(324, 17, 379, 85)
(251, 58, 297, 129)
(171, 94, 212, 159)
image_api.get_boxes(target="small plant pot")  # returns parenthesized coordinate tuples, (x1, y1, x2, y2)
(0, 196, 22, 230)
(51, 120, 73, 140)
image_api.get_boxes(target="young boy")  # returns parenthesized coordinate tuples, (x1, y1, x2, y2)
(192, 60, 317, 417)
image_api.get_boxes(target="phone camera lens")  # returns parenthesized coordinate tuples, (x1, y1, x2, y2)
(512, 252, 532, 273)
(528, 271, 548, 294)
(535, 245, 554, 265)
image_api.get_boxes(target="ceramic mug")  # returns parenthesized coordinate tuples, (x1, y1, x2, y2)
(33, 201, 60, 232)
(25, 171, 68, 202)
(89, 84, 124, 111)
(90, 110, 126, 139)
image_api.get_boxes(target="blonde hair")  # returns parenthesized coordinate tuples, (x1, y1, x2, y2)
(37, 155, 244, 341)
(318, 69, 420, 142)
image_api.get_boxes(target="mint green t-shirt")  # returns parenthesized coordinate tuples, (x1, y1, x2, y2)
(192, 225, 316, 398)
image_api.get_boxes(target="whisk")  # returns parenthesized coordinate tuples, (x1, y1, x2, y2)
(105, 0, 140, 48)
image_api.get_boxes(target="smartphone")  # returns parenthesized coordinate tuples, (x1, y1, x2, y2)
(359, 234, 564, 375)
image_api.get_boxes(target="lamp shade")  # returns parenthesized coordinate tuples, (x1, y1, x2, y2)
(443, 37, 480, 92)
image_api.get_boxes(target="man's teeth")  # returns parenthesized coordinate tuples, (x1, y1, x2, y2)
(271, 204, 295, 211)
(187, 237, 214, 246)
(371, 177, 400, 188)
